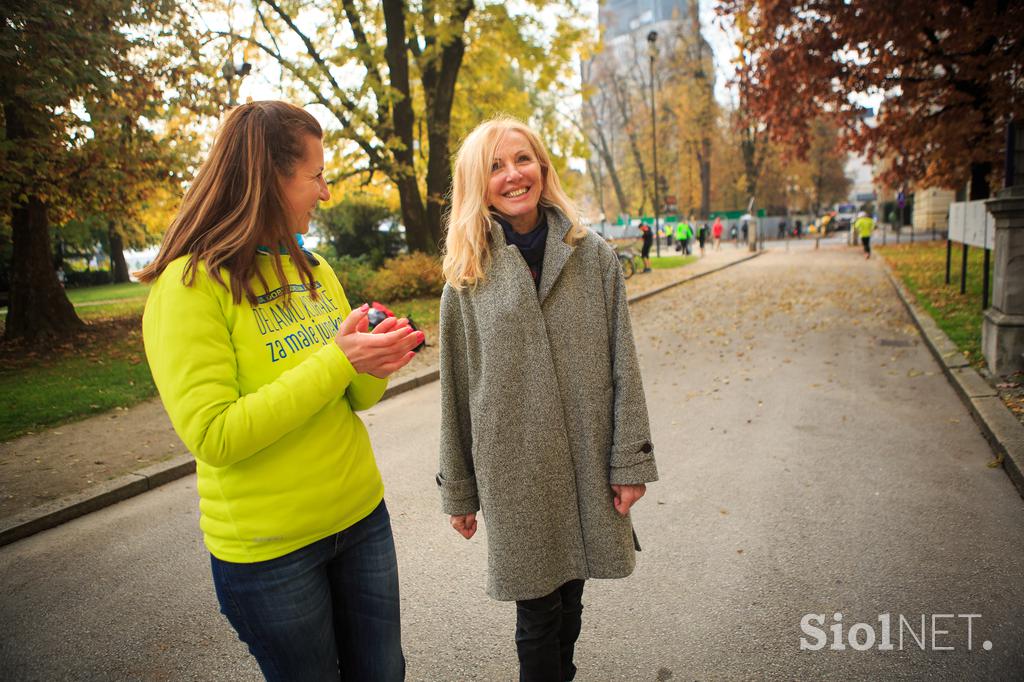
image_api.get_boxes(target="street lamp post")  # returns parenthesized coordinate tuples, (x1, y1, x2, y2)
(222, 58, 252, 107)
(785, 181, 794, 253)
(647, 30, 660, 258)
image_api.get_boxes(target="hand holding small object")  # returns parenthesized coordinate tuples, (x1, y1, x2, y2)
(334, 304, 422, 378)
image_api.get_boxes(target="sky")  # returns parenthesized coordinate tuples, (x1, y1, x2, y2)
(697, 1, 742, 105)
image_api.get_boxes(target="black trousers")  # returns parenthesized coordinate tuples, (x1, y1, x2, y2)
(515, 580, 585, 682)
(861, 235, 871, 254)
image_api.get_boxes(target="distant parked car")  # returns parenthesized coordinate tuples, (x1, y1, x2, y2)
(834, 203, 857, 232)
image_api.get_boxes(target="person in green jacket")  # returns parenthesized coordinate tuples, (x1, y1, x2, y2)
(855, 211, 876, 259)
(137, 101, 422, 681)
(675, 220, 692, 255)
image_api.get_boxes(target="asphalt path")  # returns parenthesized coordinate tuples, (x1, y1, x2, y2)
(2, 247, 1023, 680)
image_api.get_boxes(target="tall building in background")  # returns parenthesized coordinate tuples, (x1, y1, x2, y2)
(600, 0, 692, 42)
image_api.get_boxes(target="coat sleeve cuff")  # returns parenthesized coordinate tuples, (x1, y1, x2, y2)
(436, 472, 480, 515)
(609, 438, 659, 485)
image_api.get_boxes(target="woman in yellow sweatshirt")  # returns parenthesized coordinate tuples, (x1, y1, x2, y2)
(137, 101, 421, 681)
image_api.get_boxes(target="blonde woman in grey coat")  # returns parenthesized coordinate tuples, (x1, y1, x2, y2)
(437, 116, 658, 682)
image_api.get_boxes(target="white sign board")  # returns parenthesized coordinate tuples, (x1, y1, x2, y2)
(948, 200, 996, 249)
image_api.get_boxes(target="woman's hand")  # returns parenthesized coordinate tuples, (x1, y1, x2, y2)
(610, 483, 646, 516)
(368, 315, 411, 335)
(334, 304, 423, 378)
(450, 513, 477, 539)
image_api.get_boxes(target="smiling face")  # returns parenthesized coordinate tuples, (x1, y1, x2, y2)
(485, 130, 545, 233)
(279, 134, 330, 234)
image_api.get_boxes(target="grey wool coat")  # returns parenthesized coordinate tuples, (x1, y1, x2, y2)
(437, 206, 659, 602)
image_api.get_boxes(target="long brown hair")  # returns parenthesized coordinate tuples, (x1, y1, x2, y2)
(135, 101, 323, 303)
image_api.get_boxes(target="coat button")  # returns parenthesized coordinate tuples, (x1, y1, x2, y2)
(640, 442, 652, 454)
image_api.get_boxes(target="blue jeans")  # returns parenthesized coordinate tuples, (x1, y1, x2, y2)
(210, 500, 405, 681)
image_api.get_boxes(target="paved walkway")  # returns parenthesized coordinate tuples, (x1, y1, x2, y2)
(2, 246, 1022, 679)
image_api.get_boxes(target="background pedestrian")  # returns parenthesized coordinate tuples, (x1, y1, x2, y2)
(855, 211, 876, 258)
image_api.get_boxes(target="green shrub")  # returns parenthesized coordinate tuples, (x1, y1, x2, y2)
(327, 252, 444, 306)
(64, 269, 115, 287)
(366, 253, 444, 302)
(315, 194, 403, 269)
(326, 255, 377, 307)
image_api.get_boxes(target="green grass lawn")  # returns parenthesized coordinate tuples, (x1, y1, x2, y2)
(0, 319, 155, 441)
(879, 241, 990, 367)
(66, 281, 150, 304)
(389, 296, 439, 328)
(76, 300, 149, 321)
(649, 255, 697, 269)
(0, 281, 151, 319)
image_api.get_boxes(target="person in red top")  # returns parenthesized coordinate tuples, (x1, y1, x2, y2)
(638, 221, 654, 273)
(712, 217, 724, 251)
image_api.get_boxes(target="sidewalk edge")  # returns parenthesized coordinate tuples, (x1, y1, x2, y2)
(0, 251, 761, 546)
(880, 256, 1024, 499)
(628, 251, 762, 305)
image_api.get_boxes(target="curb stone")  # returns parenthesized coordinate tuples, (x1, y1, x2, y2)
(0, 454, 194, 546)
(628, 251, 762, 305)
(0, 251, 761, 546)
(879, 255, 1024, 499)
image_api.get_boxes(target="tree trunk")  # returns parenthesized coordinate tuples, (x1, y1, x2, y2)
(611, 75, 650, 213)
(382, 0, 433, 253)
(393, 176, 431, 253)
(108, 222, 130, 283)
(424, 123, 451, 251)
(421, 0, 472, 251)
(6, 196, 84, 342)
(590, 120, 630, 216)
(585, 159, 606, 220)
(583, 68, 630, 216)
(740, 126, 762, 203)
(691, 0, 713, 220)
(699, 136, 711, 219)
(3, 93, 83, 342)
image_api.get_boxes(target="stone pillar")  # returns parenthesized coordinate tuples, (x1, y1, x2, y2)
(982, 185, 1024, 374)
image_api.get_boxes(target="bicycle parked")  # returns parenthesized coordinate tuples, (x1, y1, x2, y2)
(608, 238, 643, 279)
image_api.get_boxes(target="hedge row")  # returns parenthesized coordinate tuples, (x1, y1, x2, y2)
(327, 252, 445, 306)
(64, 269, 117, 287)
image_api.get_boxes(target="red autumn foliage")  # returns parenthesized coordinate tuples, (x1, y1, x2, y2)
(719, 0, 1024, 191)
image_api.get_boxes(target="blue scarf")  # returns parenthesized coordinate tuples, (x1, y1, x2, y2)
(494, 213, 548, 289)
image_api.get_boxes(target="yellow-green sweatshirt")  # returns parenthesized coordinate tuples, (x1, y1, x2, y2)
(142, 252, 386, 563)
(855, 215, 876, 238)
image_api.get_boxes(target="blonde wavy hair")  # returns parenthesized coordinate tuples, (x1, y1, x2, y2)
(443, 116, 586, 288)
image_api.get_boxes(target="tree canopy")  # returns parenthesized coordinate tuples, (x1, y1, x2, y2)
(720, 0, 1024, 194)
(1, 0, 206, 341)
(216, 0, 587, 253)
